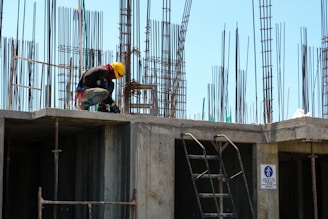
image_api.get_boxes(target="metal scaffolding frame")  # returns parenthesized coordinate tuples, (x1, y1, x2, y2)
(38, 187, 137, 219)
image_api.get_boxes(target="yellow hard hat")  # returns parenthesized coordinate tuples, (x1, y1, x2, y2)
(112, 62, 125, 79)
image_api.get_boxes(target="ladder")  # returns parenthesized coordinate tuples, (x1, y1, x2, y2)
(181, 133, 254, 219)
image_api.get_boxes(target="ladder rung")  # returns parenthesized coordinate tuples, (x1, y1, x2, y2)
(230, 171, 243, 180)
(203, 212, 237, 218)
(188, 155, 220, 160)
(199, 193, 229, 198)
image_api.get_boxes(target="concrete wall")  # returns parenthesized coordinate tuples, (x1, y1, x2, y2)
(103, 124, 131, 218)
(255, 143, 279, 219)
(131, 122, 176, 219)
(1, 109, 328, 219)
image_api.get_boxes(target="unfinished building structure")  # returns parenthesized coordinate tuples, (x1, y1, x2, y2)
(1, 109, 328, 219)
(1, 0, 328, 219)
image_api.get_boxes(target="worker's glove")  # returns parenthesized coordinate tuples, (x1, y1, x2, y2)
(110, 104, 120, 113)
(106, 103, 120, 113)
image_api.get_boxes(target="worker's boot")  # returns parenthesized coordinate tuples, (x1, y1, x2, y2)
(78, 102, 90, 110)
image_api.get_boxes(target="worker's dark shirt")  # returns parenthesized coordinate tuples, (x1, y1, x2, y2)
(77, 65, 115, 105)
(82, 66, 109, 88)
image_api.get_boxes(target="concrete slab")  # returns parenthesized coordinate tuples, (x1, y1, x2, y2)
(262, 117, 328, 143)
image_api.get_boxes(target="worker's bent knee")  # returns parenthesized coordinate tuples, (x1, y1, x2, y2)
(83, 88, 109, 105)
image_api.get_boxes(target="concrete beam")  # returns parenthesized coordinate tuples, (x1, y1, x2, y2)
(279, 141, 328, 154)
(261, 117, 328, 143)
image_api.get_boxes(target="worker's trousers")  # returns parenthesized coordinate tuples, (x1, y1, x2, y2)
(79, 87, 109, 110)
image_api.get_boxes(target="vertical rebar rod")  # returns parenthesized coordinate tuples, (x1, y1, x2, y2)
(252, 0, 258, 123)
(0, 0, 3, 45)
(29, 2, 37, 111)
(9, 42, 15, 110)
(301, 27, 309, 114)
(171, 0, 192, 118)
(235, 27, 238, 123)
(321, 0, 328, 117)
(144, 0, 151, 85)
(66, 57, 73, 108)
(78, 0, 83, 77)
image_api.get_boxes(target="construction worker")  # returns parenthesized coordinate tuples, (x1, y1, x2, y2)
(75, 62, 125, 113)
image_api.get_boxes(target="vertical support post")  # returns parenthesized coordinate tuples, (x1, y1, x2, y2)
(38, 187, 43, 219)
(310, 142, 318, 219)
(52, 118, 61, 219)
(3, 123, 10, 219)
(219, 142, 224, 216)
(88, 203, 92, 219)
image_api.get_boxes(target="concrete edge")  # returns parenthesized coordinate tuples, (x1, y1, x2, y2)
(0, 109, 32, 120)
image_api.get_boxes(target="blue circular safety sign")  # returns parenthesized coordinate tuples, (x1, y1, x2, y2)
(264, 166, 273, 178)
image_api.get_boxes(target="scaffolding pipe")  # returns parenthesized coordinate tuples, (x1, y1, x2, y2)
(302, 138, 320, 219)
(310, 142, 318, 219)
(14, 55, 71, 69)
(52, 118, 61, 219)
(38, 187, 137, 219)
(4, 126, 11, 218)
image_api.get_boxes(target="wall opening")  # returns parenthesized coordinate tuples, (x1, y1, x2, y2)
(3, 124, 105, 219)
(3, 141, 41, 219)
(279, 152, 328, 219)
(174, 139, 253, 218)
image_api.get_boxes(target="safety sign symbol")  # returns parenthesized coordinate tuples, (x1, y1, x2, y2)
(260, 164, 277, 189)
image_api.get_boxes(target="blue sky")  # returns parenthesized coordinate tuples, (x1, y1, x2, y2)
(2, 0, 322, 122)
